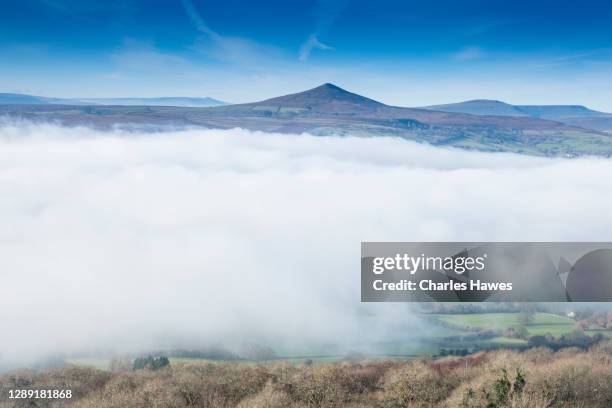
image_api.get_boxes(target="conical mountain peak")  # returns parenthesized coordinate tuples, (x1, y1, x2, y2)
(252, 83, 385, 111)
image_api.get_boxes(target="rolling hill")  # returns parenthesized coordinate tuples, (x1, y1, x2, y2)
(1, 83, 612, 157)
(423, 99, 612, 133)
(422, 99, 530, 117)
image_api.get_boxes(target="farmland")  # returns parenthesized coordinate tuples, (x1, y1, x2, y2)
(432, 312, 577, 336)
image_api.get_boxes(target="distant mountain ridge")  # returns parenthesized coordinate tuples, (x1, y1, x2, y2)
(0, 93, 58, 105)
(422, 99, 612, 132)
(1, 83, 612, 157)
(75, 97, 227, 107)
(423, 100, 530, 117)
(0, 93, 227, 107)
(517, 104, 605, 119)
(423, 99, 609, 118)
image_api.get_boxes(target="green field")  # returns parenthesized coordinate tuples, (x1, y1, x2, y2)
(484, 336, 528, 346)
(433, 312, 577, 336)
(65, 358, 111, 369)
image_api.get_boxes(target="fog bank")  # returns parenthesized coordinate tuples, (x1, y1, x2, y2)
(1, 122, 611, 364)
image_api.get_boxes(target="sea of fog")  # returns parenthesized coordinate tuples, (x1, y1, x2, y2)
(1, 122, 612, 366)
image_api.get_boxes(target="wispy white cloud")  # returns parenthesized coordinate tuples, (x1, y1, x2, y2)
(299, 34, 333, 61)
(299, 0, 349, 61)
(180, 0, 285, 68)
(529, 48, 612, 68)
(179, 0, 220, 39)
(109, 40, 193, 72)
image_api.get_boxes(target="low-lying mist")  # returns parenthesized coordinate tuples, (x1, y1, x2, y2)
(1, 122, 612, 367)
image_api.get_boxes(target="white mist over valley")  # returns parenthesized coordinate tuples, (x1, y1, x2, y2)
(1, 122, 611, 366)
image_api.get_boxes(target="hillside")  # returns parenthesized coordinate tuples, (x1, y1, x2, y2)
(2, 84, 612, 157)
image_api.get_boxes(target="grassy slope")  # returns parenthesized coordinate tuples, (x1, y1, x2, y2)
(2, 102, 611, 157)
(434, 312, 577, 336)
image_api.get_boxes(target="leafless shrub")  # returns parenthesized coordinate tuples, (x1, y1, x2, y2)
(1, 344, 611, 408)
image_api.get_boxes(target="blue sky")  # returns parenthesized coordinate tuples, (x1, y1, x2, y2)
(2, 0, 612, 109)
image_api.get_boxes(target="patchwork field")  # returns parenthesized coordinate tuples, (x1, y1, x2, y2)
(432, 312, 577, 336)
